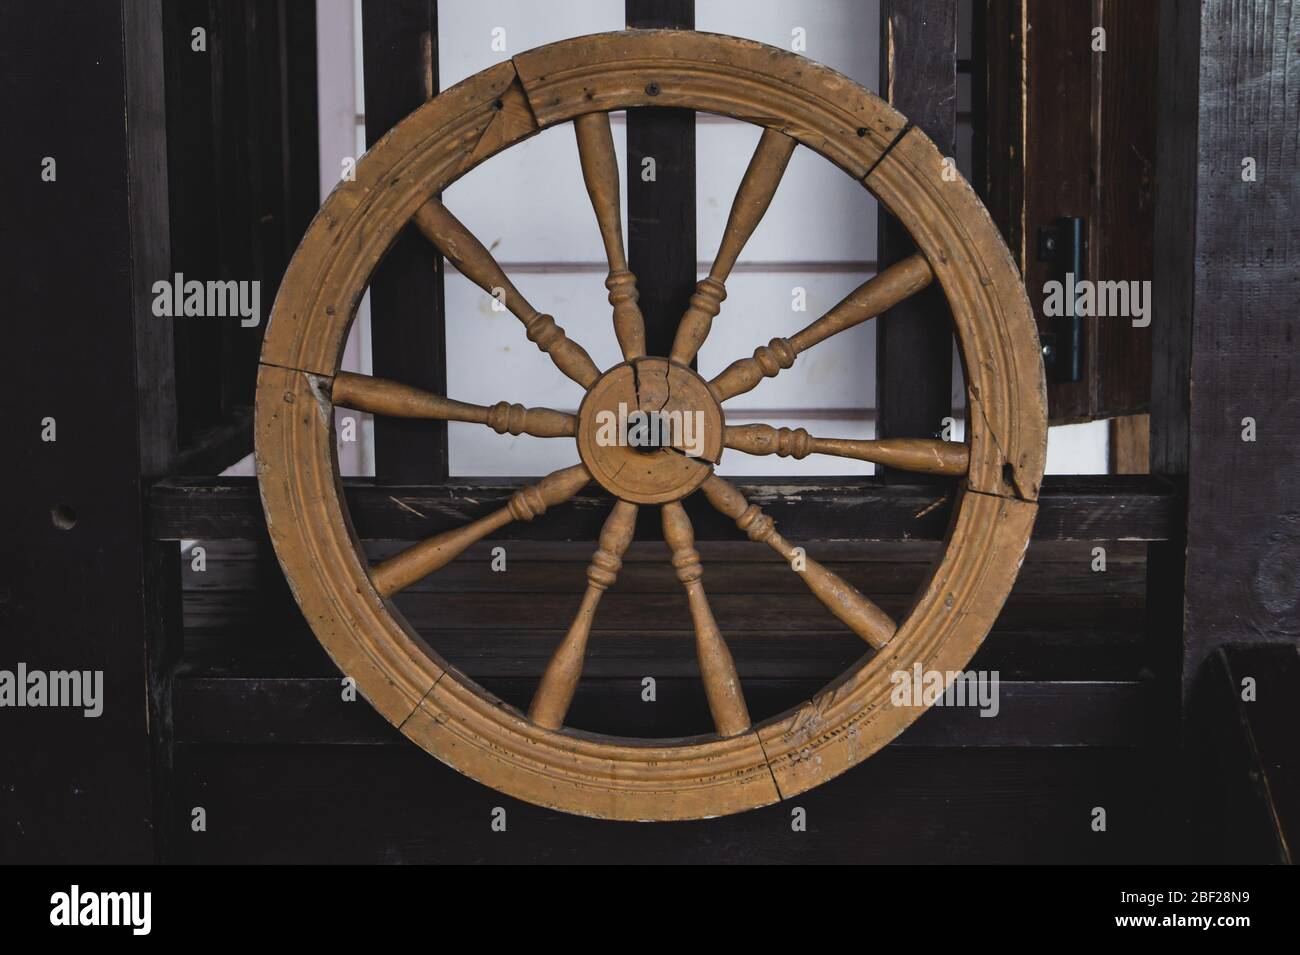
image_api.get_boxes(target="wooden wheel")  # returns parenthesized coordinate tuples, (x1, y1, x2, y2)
(255, 30, 1047, 820)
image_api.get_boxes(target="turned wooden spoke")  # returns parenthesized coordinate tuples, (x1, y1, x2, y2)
(411, 198, 601, 388)
(528, 500, 638, 730)
(670, 128, 798, 365)
(701, 475, 897, 649)
(331, 371, 574, 438)
(710, 254, 933, 402)
(661, 501, 751, 736)
(371, 464, 590, 598)
(574, 112, 645, 361)
(725, 423, 967, 476)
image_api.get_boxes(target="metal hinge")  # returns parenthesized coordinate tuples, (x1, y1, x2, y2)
(1037, 216, 1086, 384)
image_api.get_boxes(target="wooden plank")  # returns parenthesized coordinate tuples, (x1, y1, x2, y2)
(0, 0, 177, 863)
(361, 0, 448, 481)
(1152, 0, 1300, 703)
(163, 0, 320, 469)
(169, 744, 1186, 862)
(173, 675, 1154, 749)
(1195, 646, 1300, 863)
(1109, 414, 1149, 474)
(149, 475, 1182, 542)
(875, 0, 957, 479)
(625, 0, 695, 358)
(981, 1, 1159, 423)
(1090, 0, 1157, 417)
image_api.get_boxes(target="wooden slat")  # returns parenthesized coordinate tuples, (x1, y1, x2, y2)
(169, 745, 1186, 863)
(1, 0, 178, 863)
(1153, 0, 1300, 703)
(1197, 646, 1300, 863)
(875, 0, 957, 479)
(149, 475, 1182, 542)
(361, 0, 448, 481)
(626, 0, 695, 358)
(173, 675, 1153, 749)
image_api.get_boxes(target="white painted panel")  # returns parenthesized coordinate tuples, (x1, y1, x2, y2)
(696, 270, 877, 411)
(696, 0, 880, 91)
(441, 119, 625, 265)
(445, 270, 624, 412)
(1046, 420, 1109, 475)
(697, 121, 877, 265)
(436, 0, 624, 88)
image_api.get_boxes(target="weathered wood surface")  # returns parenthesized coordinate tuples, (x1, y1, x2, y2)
(151, 475, 1180, 542)
(875, 0, 957, 477)
(625, 0, 695, 359)
(174, 537, 1152, 747)
(1153, 0, 1300, 702)
(1, 0, 176, 863)
(1195, 646, 1300, 864)
(170, 744, 1187, 863)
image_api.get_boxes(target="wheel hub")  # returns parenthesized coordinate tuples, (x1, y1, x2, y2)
(576, 358, 723, 504)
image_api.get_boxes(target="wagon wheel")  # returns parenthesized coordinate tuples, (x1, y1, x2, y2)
(255, 30, 1047, 820)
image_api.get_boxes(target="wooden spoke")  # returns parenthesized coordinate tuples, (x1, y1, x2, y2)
(331, 371, 574, 438)
(725, 423, 967, 476)
(574, 112, 645, 361)
(670, 129, 798, 365)
(411, 198, 601, 388)
(661, 501, 751, 736)
(710, 253, 933, 402)
(529, 500, 638, 730)
(371, 463, 590, 597)
(701, 475, 897, 649)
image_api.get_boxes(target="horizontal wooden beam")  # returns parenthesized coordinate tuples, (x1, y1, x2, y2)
(150, 475, 1181, 542)
(173, 675, 1154, 749)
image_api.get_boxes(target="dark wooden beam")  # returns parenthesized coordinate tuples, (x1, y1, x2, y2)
(0, 0, 178, 863)
(875, 0, 958, 479)
(362, 0, 448, 481)
(163, 0, 320, 469)
(149, 475, 1181, 542)
(1152, 0, 1300, 706)
(626, 0, 695, 358)
(173, 675, 1154, 749)
(1194, 646, 1300, 863)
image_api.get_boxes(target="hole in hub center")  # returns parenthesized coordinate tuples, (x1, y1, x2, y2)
(625, 410, 668, 454)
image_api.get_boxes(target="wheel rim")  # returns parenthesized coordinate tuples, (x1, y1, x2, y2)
(255, 29, 1047, 820)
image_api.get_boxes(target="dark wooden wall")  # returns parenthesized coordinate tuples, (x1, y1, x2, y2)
(978, 0, 1157, 424)
(1, 0, 174, 863)
(164, 0, 320, 473)
(5, 0, 1296, 864)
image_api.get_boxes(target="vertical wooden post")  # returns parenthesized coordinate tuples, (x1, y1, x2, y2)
(626, 0, 695, 360)
(1151, 0, 1300, 708)
(362, 0, 448, 481)
(875, 0, 957, 480)
(0, 0, 177, 862)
